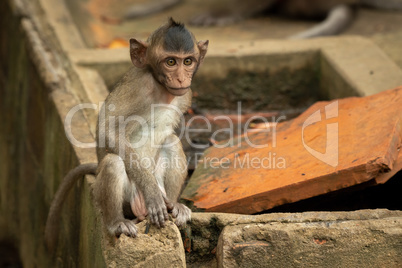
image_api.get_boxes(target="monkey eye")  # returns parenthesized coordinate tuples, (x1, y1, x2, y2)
(184, 58, 193, 66)
(166, 58, 176, 66)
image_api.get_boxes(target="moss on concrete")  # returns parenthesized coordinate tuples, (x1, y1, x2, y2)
(192, 65, 321, 112)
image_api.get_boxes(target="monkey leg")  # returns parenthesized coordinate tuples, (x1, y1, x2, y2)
(93, 154, 138, 237)
(361, 0, 402, 10)
(189, 0, 277, 26)
(156, 135, 191, 227)
(165, 198, 192, 227)
(289, 5, 354, 39)
(123, 0, 181, 20)
(189, 11, 243, 27)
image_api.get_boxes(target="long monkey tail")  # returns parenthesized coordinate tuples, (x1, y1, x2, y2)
(289, 5, 354, 39)
(45, 163, 97, 252)
(361, 0, 402, 10)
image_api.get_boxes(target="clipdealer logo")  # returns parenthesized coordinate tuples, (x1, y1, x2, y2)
(63, 101, 339, 169)
(302, 101, 339, 167)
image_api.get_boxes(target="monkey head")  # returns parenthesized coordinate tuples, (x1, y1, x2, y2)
(129, 18, 208, 96)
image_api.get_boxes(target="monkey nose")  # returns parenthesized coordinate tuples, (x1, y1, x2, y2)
(177, 76, 185, 83)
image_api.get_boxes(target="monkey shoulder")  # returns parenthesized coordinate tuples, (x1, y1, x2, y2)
(106, 68, 156, 110)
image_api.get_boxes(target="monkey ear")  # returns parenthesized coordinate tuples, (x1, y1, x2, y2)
(197, 40, 209, 65)
(130, 38, 148, 68)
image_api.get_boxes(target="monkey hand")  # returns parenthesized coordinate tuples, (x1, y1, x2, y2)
(146, 193, 169, 228)
(165, 198, 192, 227)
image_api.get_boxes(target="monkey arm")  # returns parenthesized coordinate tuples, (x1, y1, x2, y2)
(159, 135, 191, 226)
(289, 4, 354, 39)
(162, 135, 188, 202)
(122, 147, 170, 228)
(45, 163, 97, 252)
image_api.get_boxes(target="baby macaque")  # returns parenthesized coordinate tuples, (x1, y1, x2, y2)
(45, 18, 208, 251)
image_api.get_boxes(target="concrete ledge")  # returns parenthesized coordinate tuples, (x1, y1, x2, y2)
(218, 217, 402, 267)
(188, 210, 402, 267)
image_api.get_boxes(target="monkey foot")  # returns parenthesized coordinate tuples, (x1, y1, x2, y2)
(170, 203, 191, 227)
(111, 219, 138, 238)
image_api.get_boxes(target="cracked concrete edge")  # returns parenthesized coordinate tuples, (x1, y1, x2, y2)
(12, 0, 105, 136)
(216, 216, 402, 267)
(12, 0, 96, 165)
(19, 18, 101, 166)
(38, 0, 86, 50)
(27, 0, 111, 128)
(190, 209, 402, 228)
(188, 209, 402, 266)
(67, 65, 109, 137)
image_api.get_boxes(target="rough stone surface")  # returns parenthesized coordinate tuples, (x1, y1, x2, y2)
(217, 218, 402, 267)
(104, 221, 186, 268)
(182, 87, 402, 214)
(186, 210, 402, 267)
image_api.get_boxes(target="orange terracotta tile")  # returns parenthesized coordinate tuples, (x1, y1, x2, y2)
(182, 87, 402, 214)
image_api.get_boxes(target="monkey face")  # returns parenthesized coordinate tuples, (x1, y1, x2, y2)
(130, 33, 208, 97)
(156, 52, 199, 96)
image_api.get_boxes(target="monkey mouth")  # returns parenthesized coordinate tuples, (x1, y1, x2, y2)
(167, 86, 190, 90)
(166, 86, 190, 96)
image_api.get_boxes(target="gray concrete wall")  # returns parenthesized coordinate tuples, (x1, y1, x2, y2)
(0, 0, 104, 267)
